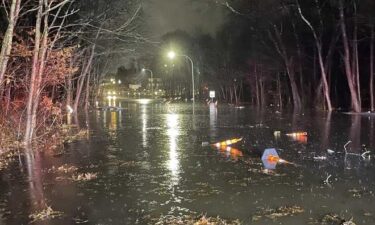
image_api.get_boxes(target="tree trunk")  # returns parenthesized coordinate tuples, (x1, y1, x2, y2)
(85, 71, 92, 109)
(24, 0, 43, 144)
(73, 46, 94, 113)
(296, 3, 332, 111)
(352, 4, 361, 109)
(292, 20, 304, 105)
(66, 74, 72, 107)
(286, 59, 302, 110)
(269, 27, 302, 111)
(260, 78, 265, 107)
(317, 47, 333, 111)
(255, 64, 260, 106)
(339, 0, 361, 112)
(370, 24, 374, 111)
(277, 72, 283, 110)
(0, 0, 21, 89)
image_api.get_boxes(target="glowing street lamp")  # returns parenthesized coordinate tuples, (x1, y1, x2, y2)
(167, 51, 176, 59)
(167, 50, 195, 104)
(142, 68, 154, 96)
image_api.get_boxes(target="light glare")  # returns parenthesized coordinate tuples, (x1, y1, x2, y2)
(167, 51, 176, 59)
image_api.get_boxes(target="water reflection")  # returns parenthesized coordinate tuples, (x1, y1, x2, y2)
(141, 105, 148, 147)
(118, 102, 123, 125)
(166, 113, 180, 182)
(349, 115, 361, 153)
(209, 103, 218, 140)
(25, 150, 46, 213)
(217, 146, 243, 161)
(345, 115, 362, 170)
(321, 112, 332, 150)
(110, 111, 118, 131)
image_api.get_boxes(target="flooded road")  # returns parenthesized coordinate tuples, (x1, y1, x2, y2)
(1, 102, 375, 224)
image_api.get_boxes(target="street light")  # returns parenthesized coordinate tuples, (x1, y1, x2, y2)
(167, 50, 195, 104)
(142, 68, 154, 97)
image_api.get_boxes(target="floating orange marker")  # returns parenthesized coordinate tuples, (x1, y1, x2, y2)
(267, 155, 280, 162)
(262, 148, 295, 169)
(213, 137, 243, 148)
(286, 132, 307, 137)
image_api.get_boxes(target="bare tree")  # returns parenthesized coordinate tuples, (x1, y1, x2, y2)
(24, 0, 75, 144)
(296, 0, 333, 111)
(268, 25, 302, 111)
(0, 0, 21, 89)
(339, 0, 361, 112)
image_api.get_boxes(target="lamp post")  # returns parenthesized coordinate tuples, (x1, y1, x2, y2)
(142, 68, 153, 97)
(167, 51, 195, 104)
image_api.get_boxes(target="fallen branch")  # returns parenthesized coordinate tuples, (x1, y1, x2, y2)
(343, 140, 372, 160)
(324, 174, 332, 184)
(344, 140, 352, 154)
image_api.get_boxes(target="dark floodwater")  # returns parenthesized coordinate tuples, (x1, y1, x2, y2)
(1, 102, 375, 225)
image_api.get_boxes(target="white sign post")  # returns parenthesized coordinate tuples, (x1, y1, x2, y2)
(209, 90, 215, 102)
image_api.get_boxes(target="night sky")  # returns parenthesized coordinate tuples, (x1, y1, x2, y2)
(143, 0, 227, 37)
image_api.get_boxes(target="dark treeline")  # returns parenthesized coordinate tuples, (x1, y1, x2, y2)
(146, 0, 375, 112)
(0, 0, 145, 146)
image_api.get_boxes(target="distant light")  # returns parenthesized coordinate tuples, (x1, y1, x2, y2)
(67, 105, 74, 113)
(155, 92, 158, 95)
(107, 91, 111, 95)
(142, 68, 145, 72)
(139, 99, 151, 104)
(118, 80, 122, 84)
(107, 96, 113, 100)
(167, 51, 176, 59)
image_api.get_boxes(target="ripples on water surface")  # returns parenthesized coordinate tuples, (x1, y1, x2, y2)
(1, 102, 375, 224)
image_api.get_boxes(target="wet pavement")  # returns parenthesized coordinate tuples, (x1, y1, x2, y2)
(1, 102, 375, 224)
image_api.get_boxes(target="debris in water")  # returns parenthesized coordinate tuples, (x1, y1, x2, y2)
(313, 156, 327, 161)
(201, 141, 210, 147)
(48, 164, 78, 174)
(320, 213, 356, 225)
(29, 206, 63, 222)
(324, 174, 332, 185)
(273, 131, 281, 139)
(252, 205, 304, 221)
(344, 140, 372, 160)
(72, 172, 98, 181)
(327, 149, 335, 155)
(151, 214, 241, 225)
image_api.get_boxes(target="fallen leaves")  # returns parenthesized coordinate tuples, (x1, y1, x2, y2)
(47, 164, 98, 182)
(29, 206, 63, 222)
(252, 205, 304, 221)
(72, 172, 98, 181)
(152, 215, 241, 225)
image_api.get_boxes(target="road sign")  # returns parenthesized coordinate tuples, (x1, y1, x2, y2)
(209, 91, 215, 98)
